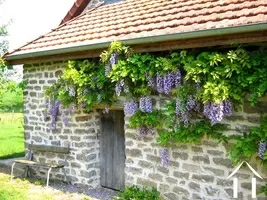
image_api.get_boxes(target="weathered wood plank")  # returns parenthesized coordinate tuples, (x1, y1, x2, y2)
(106, 112, 114, 188)
(30, 144, 70, 154)
(113, 111, 125, 190)
(14, 160, 64, 168)
(100, 111, 114, 188)
(100, 112, 105, 187)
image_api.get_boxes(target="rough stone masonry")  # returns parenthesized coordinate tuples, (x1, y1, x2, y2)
(23, 61, 267, 199)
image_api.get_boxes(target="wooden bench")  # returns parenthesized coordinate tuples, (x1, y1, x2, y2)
(10, 143, 71, 187)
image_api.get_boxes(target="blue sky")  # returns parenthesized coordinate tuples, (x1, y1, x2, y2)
(0, 0, 74, 51)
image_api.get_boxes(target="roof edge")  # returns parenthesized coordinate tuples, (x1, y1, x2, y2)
(5, 22, 267, 62)
(60, 0, 92, 25)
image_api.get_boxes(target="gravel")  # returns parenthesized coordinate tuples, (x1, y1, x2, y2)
(42, 180, 118, 200)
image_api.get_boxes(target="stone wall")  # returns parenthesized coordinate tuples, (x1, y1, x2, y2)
(23, 61, 267, 199)
(124, 104, 267, 200)
(23, 62, 101, 187)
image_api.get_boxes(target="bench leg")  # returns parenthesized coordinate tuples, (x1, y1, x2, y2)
(46, 167, 52, 187)
(10, 162, 16, 181)
(62, 168, 71, 185)
(24, 166, 30, 178)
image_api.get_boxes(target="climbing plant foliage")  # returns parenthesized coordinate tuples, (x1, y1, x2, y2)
(45, 41, 267, 171)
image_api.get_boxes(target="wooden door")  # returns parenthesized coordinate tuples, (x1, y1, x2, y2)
(100, 110, 125, 190)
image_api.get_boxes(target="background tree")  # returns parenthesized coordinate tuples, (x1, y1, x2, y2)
(0, 0, 23, 113)
(0, 77, 23, 112)
(0, 0, 9, 69)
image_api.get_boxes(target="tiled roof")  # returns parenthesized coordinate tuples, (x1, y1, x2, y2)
(6, 0, 267, 57)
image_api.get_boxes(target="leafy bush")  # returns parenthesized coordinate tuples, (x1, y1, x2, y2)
(115, 185, 161, 200)
(0, 77, 23, 112)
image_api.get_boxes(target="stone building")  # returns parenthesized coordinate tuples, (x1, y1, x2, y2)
(4, 0, 267, 199)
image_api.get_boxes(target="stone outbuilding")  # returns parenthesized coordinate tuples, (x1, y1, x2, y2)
(4, 0, 267, 199)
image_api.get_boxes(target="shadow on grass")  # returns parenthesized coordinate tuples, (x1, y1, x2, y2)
(0, 152, 25, 160)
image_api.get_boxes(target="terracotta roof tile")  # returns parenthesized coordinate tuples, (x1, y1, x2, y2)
(7, 0, 267, 56)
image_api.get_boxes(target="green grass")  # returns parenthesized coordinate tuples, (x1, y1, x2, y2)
(0, 174, 26, 200)
(0, 173, 92, 200)
(0, 113, 25, 159)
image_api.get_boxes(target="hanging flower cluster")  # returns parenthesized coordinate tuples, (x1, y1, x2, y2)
(203, 100, 232, 124)
(49, 100, 61, 130)
(63, 105, 73, 126)
(258, 141, 267, 159)
(115, 79, 129, 96)
(124, 100, 138, 116)
(155, 70, 182, 94)
(139, 97, 152, 113)
(42, 99, 49, 121)
(161, 148, 170, 167)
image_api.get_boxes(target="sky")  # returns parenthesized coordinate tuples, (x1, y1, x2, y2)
(0, 0, 75, 51)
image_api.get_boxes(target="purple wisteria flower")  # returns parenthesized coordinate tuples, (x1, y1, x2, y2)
(115, 79, 129, 96)
(156, 72, 164, 93)
(147, 127, 156, 135)
(110, 53, 118, 67)
(163, 72, 174, 95)
(66, 105, 73, 115)
(223, 100, 232, 117)
(161, 148, 170, 167)
(63, 117, 70, 126)
(195, 82, 201, 91)
(186, 95, 196, 111)
(105, 64, 111, 76)
(115, 82, 122, 96)
(175, 99, 190, 127)
(204, 99, 233, 124)
(258, 141, 267, 159)
(204, 102, 224, 124)
(139, 96, 152, 113)
(124, 100, 138, 116)
(147, 75, 156, 88)
(49, 100, 61, 130)
(175, 99, 183, 116)
(136, 126, 147, 139)
(174, 70, 182, 87)
(42, 99, 49, 121)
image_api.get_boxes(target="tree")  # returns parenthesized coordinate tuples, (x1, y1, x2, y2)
(0, 1, 23, 112)
(0, 77, 23, 112)
(0, 0, 10, 69)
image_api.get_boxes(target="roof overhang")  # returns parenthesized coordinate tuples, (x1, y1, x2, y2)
(5, 22, 267, 65)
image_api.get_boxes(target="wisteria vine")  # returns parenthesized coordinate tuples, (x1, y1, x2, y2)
(44, 41, 267, 172)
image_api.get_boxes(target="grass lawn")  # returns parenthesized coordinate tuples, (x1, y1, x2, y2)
(0, 113, 25, 159)
(0, 173, 93, 200)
